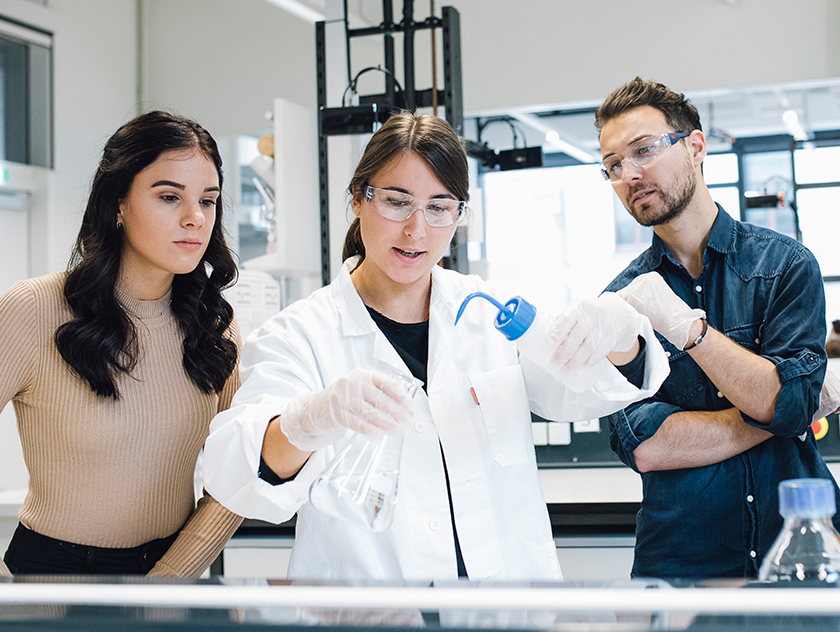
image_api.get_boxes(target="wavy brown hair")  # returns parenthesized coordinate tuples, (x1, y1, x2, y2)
(55, 111, 238, 399)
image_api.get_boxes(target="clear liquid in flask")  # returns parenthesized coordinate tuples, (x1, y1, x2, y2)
(308, 371, 421, 532)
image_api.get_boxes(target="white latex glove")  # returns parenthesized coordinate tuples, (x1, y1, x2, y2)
(617, 272, 706, 350)
(280, 368, 416, 451)
(549, 292, 644, 372)
(813, 369, 840, 422)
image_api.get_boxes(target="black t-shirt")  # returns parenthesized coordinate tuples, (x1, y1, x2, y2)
(365, 307, 429, 387)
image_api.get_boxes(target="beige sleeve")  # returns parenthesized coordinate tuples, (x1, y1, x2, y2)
(217, 317, 243, 414)
(0, 558, 11, 577)
(147, 493, 243, 578)
(0, 280, 39, 409)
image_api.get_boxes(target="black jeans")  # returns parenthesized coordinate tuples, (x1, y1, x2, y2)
(4, 523, 178, 575)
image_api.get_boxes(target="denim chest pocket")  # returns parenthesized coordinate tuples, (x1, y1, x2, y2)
(658, 334, 706, 406)
(468, 365, 535, 467)
(722, 322, 762, 353)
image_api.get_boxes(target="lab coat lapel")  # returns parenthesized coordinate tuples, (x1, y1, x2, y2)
(426, 266, 458, 394)
(426, 267, 507, 579)
(334, 257, 413, 377)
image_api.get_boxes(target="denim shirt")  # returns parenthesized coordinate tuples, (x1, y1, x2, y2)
(603, 206, 838, 580)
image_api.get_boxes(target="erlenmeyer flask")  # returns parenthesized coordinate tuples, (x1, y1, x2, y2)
(309, 372, 422, 532)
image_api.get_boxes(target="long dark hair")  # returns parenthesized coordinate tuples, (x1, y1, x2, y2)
(342, 112, 470, 262)
(55, 110, 238, 399)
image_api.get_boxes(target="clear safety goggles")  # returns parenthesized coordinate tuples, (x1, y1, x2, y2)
(364, 185, 466, 227)
(600, 132, 690, 183)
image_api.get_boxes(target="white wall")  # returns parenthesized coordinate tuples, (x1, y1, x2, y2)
(139, 0, 318, 138)
(446, 0, 840, 113)
(135, 0, 840, 131)
(1, 0, 139, 276)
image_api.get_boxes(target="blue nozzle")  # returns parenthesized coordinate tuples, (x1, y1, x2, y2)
(455, 292, 537, 342)
(455, 292, 509, 326)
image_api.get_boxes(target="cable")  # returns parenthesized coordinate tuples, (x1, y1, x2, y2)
(478, 118, 522, 149)
(341, 65, 405, 107)
(511, 121, 528, 147)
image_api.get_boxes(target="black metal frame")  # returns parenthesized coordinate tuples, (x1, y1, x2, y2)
(315, 2, 465, 286)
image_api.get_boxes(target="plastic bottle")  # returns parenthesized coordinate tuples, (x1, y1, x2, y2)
(308, 372, 422, 532)
(454, 292, 601, 392)
(758, 478, 840, 586)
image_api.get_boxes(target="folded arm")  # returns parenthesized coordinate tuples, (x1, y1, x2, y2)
(633, 406, 772, 472)
(617, 271, 820, 428)
(148, 493, 243, 577)
(684, 323, 781, 423)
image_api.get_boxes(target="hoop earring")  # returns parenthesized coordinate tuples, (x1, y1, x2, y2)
(116, 220, 123, 230)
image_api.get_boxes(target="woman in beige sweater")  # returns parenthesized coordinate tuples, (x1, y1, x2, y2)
(0, 111, 242, 576)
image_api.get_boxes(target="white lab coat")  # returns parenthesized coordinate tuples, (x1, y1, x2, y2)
(204, 258, 668, 582)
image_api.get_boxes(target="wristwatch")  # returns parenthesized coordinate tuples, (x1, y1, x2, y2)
(683, 317, 708, 351)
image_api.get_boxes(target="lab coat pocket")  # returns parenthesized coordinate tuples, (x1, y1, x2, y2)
(469, 365, 535, 467)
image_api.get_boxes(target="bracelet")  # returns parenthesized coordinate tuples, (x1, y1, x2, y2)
(683, 317, 708, 351)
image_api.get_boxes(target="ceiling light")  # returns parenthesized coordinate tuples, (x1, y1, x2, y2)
(782, 109, 809, 141)
(264, 0, 325, 23)
(510, 112, 601, 163)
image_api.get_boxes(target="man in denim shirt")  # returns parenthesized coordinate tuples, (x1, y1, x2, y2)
(597, 77, 840, 579)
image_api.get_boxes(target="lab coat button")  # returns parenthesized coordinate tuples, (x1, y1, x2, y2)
(746, 495, 754, 503)
(414, 423, 425, 433)
(750, 550, 757, 558)
(429, 518, 441, 531)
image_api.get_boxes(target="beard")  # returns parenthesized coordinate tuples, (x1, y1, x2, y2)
(624, 158, 697, 227)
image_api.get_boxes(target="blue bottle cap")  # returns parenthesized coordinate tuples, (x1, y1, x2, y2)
(494, 296, 536, 341)
(454, 292, 537, 341)
(779, 478, 836, 517)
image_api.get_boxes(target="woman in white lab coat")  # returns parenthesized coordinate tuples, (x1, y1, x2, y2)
(203, 112, 668, 582)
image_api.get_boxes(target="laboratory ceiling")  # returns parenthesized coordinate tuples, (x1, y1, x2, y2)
(471, 78, 840, 161)
(265, 1, 840, 158)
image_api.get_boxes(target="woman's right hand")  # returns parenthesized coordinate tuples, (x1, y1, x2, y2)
(280, 368, 416, 451)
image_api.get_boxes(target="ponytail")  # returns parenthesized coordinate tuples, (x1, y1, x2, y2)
(342, 217, 365, 263)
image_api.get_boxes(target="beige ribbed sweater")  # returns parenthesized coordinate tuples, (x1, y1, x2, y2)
(0, 272, 243, 577)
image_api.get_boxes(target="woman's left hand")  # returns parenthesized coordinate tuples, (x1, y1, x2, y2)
(549, 292, 642, 371)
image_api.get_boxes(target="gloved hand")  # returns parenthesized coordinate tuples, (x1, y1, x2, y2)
(617, 272, 706, 350)
(813, 369, 840, 422)
(549, 292, 644, 372)
(280, 368, 417, 451)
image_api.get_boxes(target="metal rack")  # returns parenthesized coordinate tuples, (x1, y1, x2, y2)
(315, 1, 466, 286)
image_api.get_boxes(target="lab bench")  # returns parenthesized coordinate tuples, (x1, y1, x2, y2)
(2, 575, 840, 631)
(215, 502, 639, 581)
(215, 467, 642, 581)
